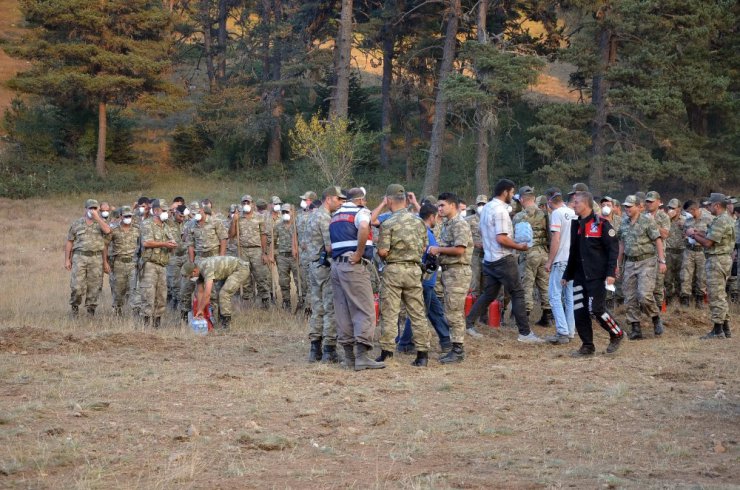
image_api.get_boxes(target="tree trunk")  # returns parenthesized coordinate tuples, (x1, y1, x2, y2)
(684, 99, 708, 136)
(474, 0, 490, 197)
(404, 122, 413, 184)
(265, 0, 283, 166)
(96, 101, 107, 178)
(379, 21, 394, 168)
(201, 1, 216, 92)
(330, 0, 353, 120)
(421, 0, 460, 196)
(216, 0, 227, 83)
(588, 23, 613, 195)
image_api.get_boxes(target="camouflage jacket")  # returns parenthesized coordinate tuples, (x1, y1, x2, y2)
(464, 213, 483, 254)
(665, 216, 686, 251)
(234, 213, 266, 248)
(377, 208, 428, 264)
(67, 217, 108, 253)
(197, 256, 249, 282)
(513, 205, 548, 250)
(619, 213, 660, 257)
(275, 221, 296, 254)
(141, 219, 175, 266)
(166, 217, 188, 256)
(189, 216, 228, 254)
(705, 212, 736, 256)
(305, 205, 332, 261)
(438, 213, 473, 265)
(106, 223, 140, 259)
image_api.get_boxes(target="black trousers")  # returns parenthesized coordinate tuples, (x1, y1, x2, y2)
(466, 254, 530, 336)
(573, 278, 623, 347)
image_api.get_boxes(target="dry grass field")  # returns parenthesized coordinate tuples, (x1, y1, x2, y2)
(0, 188, 738, 489)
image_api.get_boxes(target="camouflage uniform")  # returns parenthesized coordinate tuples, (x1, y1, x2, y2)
(378, 209, 430, 352)
(166, 217, 187, 308)
(438, 214, 473, 344)
(275, 220, 300, 307)
(619, 214, 661, 324)
(234, 212, 270, 302)
(681, 211, 712, 300)
(196, 256, 251, 318)
(512, 204, 551, 314)
(647, 209, 671, 307)
(664, 214, 685, 302)
(465, 212, 484, 296)
(67, 217, 108, 311)
(296, 209, 313, 306)
(180, 216, 228, 313)
(306, 206, 336, 346)
(704, 212, 735, 325)
(106, 222, 140, 310)
(139, 219, 175, 319)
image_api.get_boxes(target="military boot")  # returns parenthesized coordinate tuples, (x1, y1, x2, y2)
(220, 315, 231, 330)
(730, 292, 738, 304)
(342, 344, 355, 370)
(652, 316, 664, 336)
(628, 322, 643, 340)
(282, 299, 291, 311)
(375, 350, 394, 363)
(606, 334, 623, 354)
(354, 343, 385, 371)
(153, 317, 161, 329)
(261, 298, 270, 310)
(86, 307, 96, 317)
(411, 351, 428, 367)
(143, 316, 151, 327)
(321, 345, 339, 363)
(700, 324, 725, 340)
(722, 320, 731, 338)
(439, 343, 465, 364)
(308, 339, 322, 363)
(70, 305, 79, 317)
(535, 309, 553, 327)
(112, 306, 122, 317)
(679, 295, 690, 307)
(695, 295, 705, 309)
(180, 310, 189, 323)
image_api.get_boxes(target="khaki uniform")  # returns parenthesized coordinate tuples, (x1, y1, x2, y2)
(377, 209, 430, 352)
(664, 215, 685, 302)
(197, 256, 251, 318)
(704, 213, 735, 324)
(681, 211, 712, 298)
(67, 217, 108, 310)
(166, 218, 187, 307)
(234, 212, 270, 301)
(106, 223, 140, 309)
(619, 214, 661, 324)
(306, 206, 336, 345)
(438, 214, 473, 344)
(465, 213, 485, 296)
(180, 217, 228, 312)
(512, 204, 550, 313)
(275, 220, 300, 305)
(647, 210, 670, 306)
(139, 219, 174, 319)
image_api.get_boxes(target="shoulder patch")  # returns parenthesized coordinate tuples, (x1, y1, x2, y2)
(608, 228, 616, 237)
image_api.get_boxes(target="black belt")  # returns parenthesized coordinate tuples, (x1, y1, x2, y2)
(74, 250, 102, 256)
(175, 250, 187, 256)
(624, 253, 655, 263)
(386, 261, 419, 267)
(686, 245, 703, 252)
(440, 263, 467, 271)
(196, 249, 218, 258)
(279, 251, 293, 257)
(667, 248, 683, 254)
(335, 255, 370, 265)
(115, 257, 134, 263)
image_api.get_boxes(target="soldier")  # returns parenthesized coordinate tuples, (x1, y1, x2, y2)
(184, 256, 251, 329)
(133, 197, 151, 226)
(275, 204, 300, 310)
(177, 202, 199, 319)
(296, 191, 317, 312)
(165, 204, 189, 310)
(680, 200, 711, 308)
(663, 198, 685, 305)
(229, 195, 272, 308)
(104, 206, 140, 316)
(733, 206, 740, 303)
(512, 186, 552, 326)
(64, 199, 112, 316)
(465, 194, 488, 334)
(429, 192, 474, 363)
(99, 202, 112, 223)
(644, 191, 671, 308)
(375, 184, 430, 367)
(139, 200, 177, 328)
(306, 186, 345, 363)
(617, 195, 666, 339)
(688, 193, 735, 339)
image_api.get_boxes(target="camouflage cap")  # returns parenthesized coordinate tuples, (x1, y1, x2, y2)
(151, 199, 168, 210)
(568, 182, 589, 195)
(667, 198, 681, 209)
(645, 191, 661, 202)
(84, 199, 99, 209)
(111, 209, 121, 219)
(545, 187, 562, 199)
(611, 198, 621, 208)
(703, 193, 728, 205)
(323, 185, 347, 199)
(623, 195, 640, 207)
(255, 198, 268, 207)
(271, 195, 283, 205)
(120, 205, 134, 217)
(635, 191, 646, 202)
(240, 194, 253, 203)
(423, 195, 438, 205)
(385, 184, 406, 198)
(299, 191, 317, 200)
(475, 194, 488, 205)
(536, 195, 548, 207)
(600, 196, 613, 204)
(280, 203, 292, 212)
(518, 186, 535, 197)
(189, 201, 201, 211)
(182, 262, 197, 277)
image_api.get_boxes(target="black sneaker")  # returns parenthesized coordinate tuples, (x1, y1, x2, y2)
(570, 345, 595, 358)
(606, 335, 623, 354)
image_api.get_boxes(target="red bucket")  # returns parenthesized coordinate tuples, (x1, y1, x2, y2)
(487, 300, 501, 328)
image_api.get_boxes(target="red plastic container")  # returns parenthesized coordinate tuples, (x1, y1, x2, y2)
(192, 296, 214, 331)
(374, 294, 380, 324)
(487, 300, 501, 328)
(464, 293, 476, 316)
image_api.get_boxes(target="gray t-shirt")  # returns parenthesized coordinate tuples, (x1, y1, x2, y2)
(550, 205, 575, 264)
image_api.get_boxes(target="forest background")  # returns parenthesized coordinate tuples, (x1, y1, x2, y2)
(0, 0, 737, 201)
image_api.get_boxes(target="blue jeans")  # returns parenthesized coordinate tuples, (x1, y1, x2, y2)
(548, 261, 575, 337)
(397, 285, 451, 348)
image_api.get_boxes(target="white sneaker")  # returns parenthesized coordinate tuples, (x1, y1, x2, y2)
(518, 332, 546, 344)
(466, 326, 484, 338)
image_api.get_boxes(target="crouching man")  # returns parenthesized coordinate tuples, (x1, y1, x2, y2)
(183, 256, 251, 329)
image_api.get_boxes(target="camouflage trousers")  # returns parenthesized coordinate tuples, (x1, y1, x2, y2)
(69, 253, 104, 309)
(213, 263, 251, 318)
(379, 263, 430, 352)
(299, 256, 310, 304)
(653, 262, 666, 308)
(664, 250, 683, 301)
(706, 254, 732, 324)
(277, 254, 300, 305)
(518, 246, 550, 313)
(469, 250, 484, 296)
(623, 256, 659, 324)
(680, 248, 706, 298)
(139, 261, 167, 319)
(440, 265, 472, 344)
(308, 262, 336, 345)
(110, 258, 136, 308)
(166, 253, 187, 306)
(240, 247, 270, 301)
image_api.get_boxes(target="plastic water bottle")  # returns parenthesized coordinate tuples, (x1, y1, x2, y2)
(188, 312, 208, 335)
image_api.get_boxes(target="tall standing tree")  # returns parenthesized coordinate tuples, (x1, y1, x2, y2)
(7, 0, 172, 177)
(330, 0, 354, 119)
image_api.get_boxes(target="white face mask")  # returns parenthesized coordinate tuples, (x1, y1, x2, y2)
(300, 200, 307, 209)
(282, 213, 291, 222)
(273, 204, 281, 212)
(243, 204, 251, 213)
(601, 205, 612, 216)
(122, 217, 132, 225)
(190, 276, 198, 283)
(183, 208, 191, 216)
(139, 206, 146, 215)
(101, 211, 109, 219)
(476, 205, 483, 214)
(193, 213, 202, 221)
(159, 211, 169, 221)
(86, 211, 93, 219)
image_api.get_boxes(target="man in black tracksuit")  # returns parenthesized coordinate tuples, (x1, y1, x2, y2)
(563, 191, 624, 356)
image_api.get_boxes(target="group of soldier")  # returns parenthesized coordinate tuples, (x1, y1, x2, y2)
(65, 180, 738, 368)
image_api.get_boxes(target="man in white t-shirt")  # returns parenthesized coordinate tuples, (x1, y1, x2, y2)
(544, 187, 576, 343)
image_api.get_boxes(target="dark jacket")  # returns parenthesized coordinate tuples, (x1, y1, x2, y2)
(564, 213, 619, 282)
